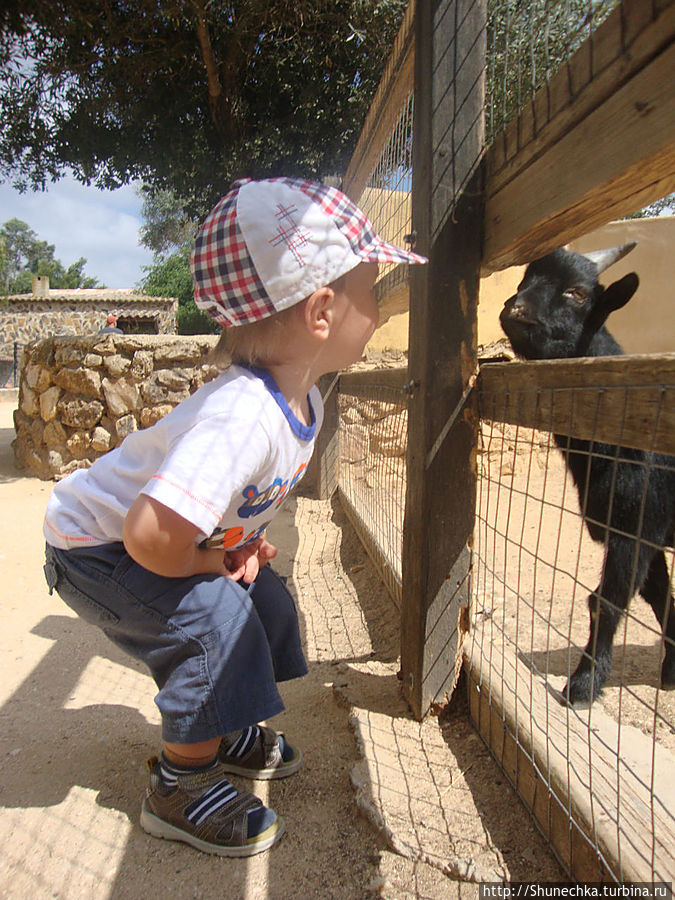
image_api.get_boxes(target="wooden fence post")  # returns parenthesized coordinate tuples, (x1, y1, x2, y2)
(305, 372, 340, 499)
(401, 0, 486, 718)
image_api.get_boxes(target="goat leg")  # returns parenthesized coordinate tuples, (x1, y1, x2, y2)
(564, 536, 651, 704)
(564, 589, 620, 704)
(639, 550, 675, 688)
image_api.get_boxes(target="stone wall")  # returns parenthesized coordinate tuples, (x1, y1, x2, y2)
(14, 334, 221, 480)
(1, 296, 177, 346)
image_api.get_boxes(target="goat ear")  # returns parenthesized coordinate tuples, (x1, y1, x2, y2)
(599, 272, 639, 314)
(575, 273, 639, 355)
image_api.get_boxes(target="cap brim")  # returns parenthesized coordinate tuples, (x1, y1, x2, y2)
(361, 236, 427, 266)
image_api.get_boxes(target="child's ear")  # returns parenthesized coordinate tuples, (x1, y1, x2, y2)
(304, 286, 335, 339)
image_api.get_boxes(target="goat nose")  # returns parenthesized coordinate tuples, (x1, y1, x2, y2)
(504, 294, 524, 317)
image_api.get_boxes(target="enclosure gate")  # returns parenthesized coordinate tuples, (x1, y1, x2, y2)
(320, 0, 675, 884)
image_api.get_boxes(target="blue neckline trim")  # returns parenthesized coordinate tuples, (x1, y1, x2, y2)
(241, 365, 316, 442)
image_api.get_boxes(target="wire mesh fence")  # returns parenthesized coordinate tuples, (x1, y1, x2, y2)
(342, 0, 663, 311)
(486, 0, 619, 144)
(329, 0, 675, 881)
(337, 371, 409, 608)
(470, 374, 675, 880)
(342, 3, 415, 306)
(348, 0, 635, 225)
(357, 93, 414, 302)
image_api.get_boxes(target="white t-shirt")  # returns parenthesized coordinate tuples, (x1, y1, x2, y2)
(43, 365, 324, 551)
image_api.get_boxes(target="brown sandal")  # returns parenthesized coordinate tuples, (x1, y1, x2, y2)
(140, 756, 284, 856)
(218, 724, 303, 780)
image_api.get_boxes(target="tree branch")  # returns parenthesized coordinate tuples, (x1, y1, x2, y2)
(189, 0, 229, 137)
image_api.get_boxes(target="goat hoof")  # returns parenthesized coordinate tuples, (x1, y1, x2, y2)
(660, 659, 675, 689)
(563, 673, 601, 707)
(562, 682, 588, 707)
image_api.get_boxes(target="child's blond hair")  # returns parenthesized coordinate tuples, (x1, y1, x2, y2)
(211, 300, 305, 368)
(212, 272, 348, 369)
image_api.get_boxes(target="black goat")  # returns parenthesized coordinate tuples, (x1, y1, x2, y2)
(499, 243, 675, 705)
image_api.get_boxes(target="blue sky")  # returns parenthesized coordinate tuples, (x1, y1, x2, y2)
(0, 175, 155, 289)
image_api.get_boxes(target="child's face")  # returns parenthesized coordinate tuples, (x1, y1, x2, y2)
(329, 262, 380, 368)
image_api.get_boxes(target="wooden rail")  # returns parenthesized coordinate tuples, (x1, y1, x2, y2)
(483, 0, 675, 273)
(478, 353, 675, 456)
(339, 367, 409, 392)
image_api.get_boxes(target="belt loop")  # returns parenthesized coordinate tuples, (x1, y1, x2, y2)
(43, 545, 59, 595)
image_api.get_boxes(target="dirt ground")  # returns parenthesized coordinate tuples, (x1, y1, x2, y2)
(0, 392, 566, 900)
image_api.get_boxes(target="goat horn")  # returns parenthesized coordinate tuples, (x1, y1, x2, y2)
(582, 241, 637, 274)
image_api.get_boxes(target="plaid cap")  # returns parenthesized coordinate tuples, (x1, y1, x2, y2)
(191, 177, 427, 327)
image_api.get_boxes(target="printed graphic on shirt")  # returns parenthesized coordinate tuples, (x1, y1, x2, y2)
(237, 464, 306, 518)
(201, 521, 268, 551)
(238, 478, 285, 518)
(201, 463, 308, 551)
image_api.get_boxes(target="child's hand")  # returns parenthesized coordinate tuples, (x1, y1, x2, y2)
(256, 537, 278, 567)
(224, 537, 278, 584)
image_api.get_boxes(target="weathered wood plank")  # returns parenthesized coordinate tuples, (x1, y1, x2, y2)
(465, 636, 675, 881)
(483, 1, 675, 273)
(487, 0, 675, 188)
(481, 354, 675, 391)
(340, 367, 409, 392)
(478, 355, 675, 456)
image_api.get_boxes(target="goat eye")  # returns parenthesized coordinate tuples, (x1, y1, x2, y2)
(563, 287, 587, 305)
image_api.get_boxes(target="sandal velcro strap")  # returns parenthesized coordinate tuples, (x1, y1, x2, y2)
(184, 777, 241, 825)
(219, 724, 302, 780)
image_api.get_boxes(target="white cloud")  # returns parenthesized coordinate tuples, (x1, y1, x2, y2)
(0, 176, 155, 288)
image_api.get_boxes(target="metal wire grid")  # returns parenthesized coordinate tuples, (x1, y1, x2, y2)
(470, 383, 675, 881)
(348, 0, 634, 281)
(336, 381, 409, 607)
(357, 89, 415, 288)
(486, 0, 620, 144)
(347, 0, 654, 231)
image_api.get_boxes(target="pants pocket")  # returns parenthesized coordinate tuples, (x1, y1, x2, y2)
(55, 572, 121, 626)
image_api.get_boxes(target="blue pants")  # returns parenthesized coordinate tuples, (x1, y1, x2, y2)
(44, 542, 308, 744)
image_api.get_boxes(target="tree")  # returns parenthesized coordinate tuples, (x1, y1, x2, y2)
(139, 248, 218, 335)
(0, 217, 102, 292)
(138, 186, 198, 258)
(0, 2, 407, 215)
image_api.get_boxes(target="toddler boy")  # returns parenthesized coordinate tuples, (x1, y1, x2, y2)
(43, 177, 426, 856)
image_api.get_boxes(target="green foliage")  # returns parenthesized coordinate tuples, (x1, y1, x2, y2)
(487, 0, 617, 139)
(139, 249, 193, 305)
(138, 186, 198, 256)
(176, 301, 221, 336)
(0, 1, 407, 214)
(139, 249, 219, 335)
(1, 217, 101, 292)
